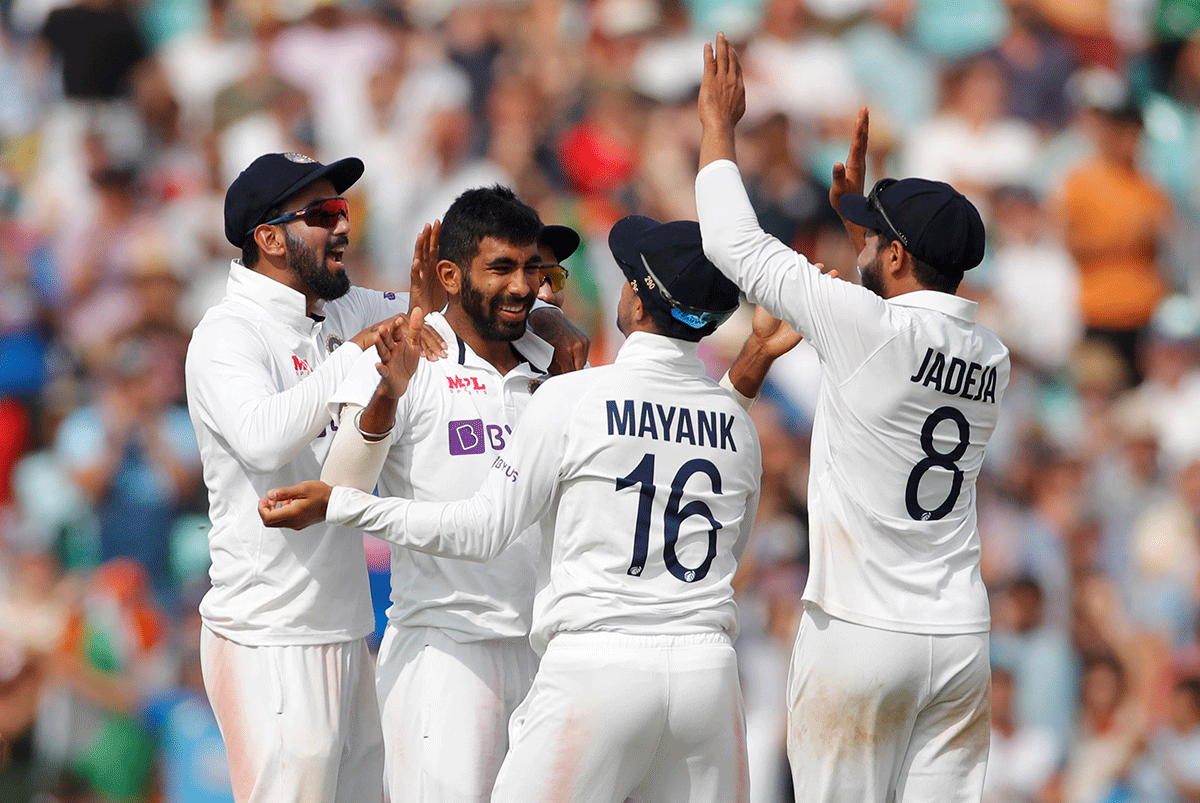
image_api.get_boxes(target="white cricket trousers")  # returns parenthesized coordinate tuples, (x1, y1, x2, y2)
(491, 631, 750, 803)
(199, 627, 384, 803)
(374, 624, 537, 803)
(786, 604, 990, 803)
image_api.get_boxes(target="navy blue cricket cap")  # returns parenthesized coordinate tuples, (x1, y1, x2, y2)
(608, 215, 740, 340)
(224, 152, 365, 249)
(538, 224, 580, 262)
(839, 177, 986, 276)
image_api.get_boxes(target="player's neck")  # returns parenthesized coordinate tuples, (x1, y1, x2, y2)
(444, 307, 523, 374)
(252, 258, 321, 315)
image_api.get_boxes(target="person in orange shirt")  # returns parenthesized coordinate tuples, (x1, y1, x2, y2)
(1057, 92, 1173, 386)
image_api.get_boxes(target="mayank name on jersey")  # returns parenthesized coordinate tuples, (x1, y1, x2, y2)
(605, 400, 737, 452)
(909, 347, 999, 404)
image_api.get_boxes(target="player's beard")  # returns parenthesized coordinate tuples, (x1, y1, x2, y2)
(861, 249, 886, 299)
(286, 229, 351, 301)
(460, 269, 534, 342)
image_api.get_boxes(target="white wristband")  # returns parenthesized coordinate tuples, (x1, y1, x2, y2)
(719, 370, 756, 412)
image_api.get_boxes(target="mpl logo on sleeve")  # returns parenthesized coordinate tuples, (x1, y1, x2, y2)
(292, 355, 312, 376)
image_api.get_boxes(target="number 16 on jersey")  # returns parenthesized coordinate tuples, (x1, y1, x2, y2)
(616, 453, 724, 584)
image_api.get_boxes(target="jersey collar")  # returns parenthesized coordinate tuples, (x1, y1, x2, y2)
(887, 290, 977, 322)
(614, 330, 704, 371)
(426, 311, 554, 376)
(226, 259, 323, 333)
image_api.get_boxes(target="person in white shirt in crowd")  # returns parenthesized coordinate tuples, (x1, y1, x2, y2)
(695, 34, 1009, 803)
(185, 154, 584, 803)
(983, 665, 1061, 803)
(260, 214, 809, 803)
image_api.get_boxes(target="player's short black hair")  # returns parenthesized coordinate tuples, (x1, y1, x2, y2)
(241, 201, 284, 268)
(876, 232, 963, 294)
(438, 185, 542, 269)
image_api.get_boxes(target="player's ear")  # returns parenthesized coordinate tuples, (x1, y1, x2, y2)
(256, 224, 287, 259)
(437, 259, 461, 296)
(886, 240, 908, 277)
(631, 293, 648, 324)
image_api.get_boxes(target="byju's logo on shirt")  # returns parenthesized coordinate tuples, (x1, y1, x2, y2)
(293, 355, 311, 376)
(448, 419, 512, 455)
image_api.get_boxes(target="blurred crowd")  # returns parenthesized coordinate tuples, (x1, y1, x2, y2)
(0, 0, 1198, 801)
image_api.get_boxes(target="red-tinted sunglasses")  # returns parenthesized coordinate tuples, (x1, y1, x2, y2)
(251, 197, 349, 235)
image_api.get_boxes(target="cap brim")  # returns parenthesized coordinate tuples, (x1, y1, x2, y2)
(271, 156, 365, 211)
(539, 224, 581, 262)
(608, 215, 660, 279)
(837, 193, 884, 231)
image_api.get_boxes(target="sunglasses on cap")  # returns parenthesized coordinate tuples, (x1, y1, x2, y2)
(249, 197, 350, 237)
(867, 178, 908, 249)
(539, 264, 570, 294)
(638, 253, 735, 330)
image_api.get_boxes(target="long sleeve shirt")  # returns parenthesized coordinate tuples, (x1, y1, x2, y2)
(185, 260, 409, 644)
(326, 332, 762, 654)
(696, 159, 1009, 635)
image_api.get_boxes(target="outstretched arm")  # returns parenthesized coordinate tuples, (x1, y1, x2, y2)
(263, 385, 576, 561)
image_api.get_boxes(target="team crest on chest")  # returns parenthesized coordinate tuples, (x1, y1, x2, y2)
(327, 335, 343, 353)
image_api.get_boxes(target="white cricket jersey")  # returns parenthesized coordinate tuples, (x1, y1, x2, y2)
(330, 311, 554, 642)
(696, 160, 1010, 635)
(327, 332, 763, 653)
(185, 260, 410, 645)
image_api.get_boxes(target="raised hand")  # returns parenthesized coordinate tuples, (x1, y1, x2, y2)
(410, 222, 447, 360)
(698, 32, 745, 168)
(830, 108, 870, 253)
(699, 32, 745, 132)
(259, 480, 333, 530)
(376, 309, 426, 399)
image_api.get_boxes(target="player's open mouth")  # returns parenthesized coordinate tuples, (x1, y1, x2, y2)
(327, 246, 345, 267)
(498, 303, 529, 321)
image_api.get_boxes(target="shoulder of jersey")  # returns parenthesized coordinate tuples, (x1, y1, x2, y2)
(528, 363, 619, 401)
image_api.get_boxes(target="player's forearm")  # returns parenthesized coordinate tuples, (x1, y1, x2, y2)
(326, 486, 509, 561)
(726, 337, 775, 400)
(698, 121, 737, 172)
(696, 161, 814, 331)
(320, 404, 391, 492)
(200, 343, 363, 474)
(358, 383, 399, 436)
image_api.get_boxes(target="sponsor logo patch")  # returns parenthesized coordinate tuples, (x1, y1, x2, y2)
(448, 419, 486, 455)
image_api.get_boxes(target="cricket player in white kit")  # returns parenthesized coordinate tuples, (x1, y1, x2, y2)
(695, 36, 1011, 803)
(261, 216, 795, 803)
(186, 152, 399, 803)
(187, 157, 585, 803)
(321, 186, 562, 803)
